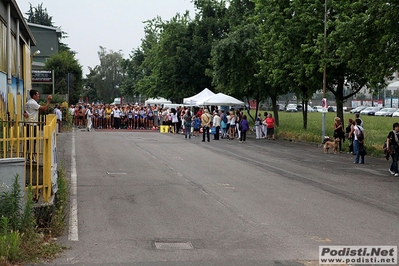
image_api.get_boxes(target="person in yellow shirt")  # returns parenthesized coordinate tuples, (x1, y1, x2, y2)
(105, 104, 112, 129)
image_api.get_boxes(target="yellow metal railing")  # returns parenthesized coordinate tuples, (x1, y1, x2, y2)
(0, 114, 57, 203)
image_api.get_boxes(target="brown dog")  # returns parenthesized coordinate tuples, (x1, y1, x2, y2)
(324, 138, 340, 154)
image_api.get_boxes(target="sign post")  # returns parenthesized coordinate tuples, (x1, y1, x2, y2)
(32, 70, 52, 84)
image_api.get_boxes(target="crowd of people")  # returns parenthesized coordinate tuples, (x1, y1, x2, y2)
(23, 92, 398, 179)
(66, 103, 277, 142)
(330, 113, 366, 164)
(68, 103, 161, 131)
(64, 101, 399, 178)
(333, 113, 398, 176)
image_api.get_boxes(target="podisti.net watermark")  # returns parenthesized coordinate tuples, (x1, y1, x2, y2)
(319, 246, 397, 264)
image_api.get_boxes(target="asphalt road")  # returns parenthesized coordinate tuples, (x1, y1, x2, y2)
(44, 128, 399, 266)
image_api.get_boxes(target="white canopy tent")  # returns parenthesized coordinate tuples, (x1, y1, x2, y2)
(144, 97, 172, 105)
(387, 81, 399, 89)
(183, 88, 215, 105)
(197, 93, 245, 106)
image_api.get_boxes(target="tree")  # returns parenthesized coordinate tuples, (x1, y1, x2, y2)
(120, 48, 145, 98)
(254, 0, 399, 128)
(137, 14, 195, 102)
(188, 0, 230, 96)
(25, 3, 71, 53)
(209, 0, 264, 121)
(210, 23, 265, 121)
(324, 0, 399, 120)
(25, 3, 53, 26)
(123, 1, 229, 103)
(254, 0, 324, 129)
(44, 51, 83, 104)
(87, 47, 125, 103)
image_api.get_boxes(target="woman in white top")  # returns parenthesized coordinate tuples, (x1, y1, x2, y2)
(229, 111, 236, 140)
(171, 108, 179, 134)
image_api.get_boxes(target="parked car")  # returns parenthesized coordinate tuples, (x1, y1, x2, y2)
(327, 106, 337, 112)
(296, 105, 303, 111)
(278, 104, 285, 111)
(360, 106, 382, 116)
(375, 108, 397, 117)
(297, 104, 314, 112)
(285, 104, 298, 112)
(350, 106, 367, 114)
(313, 106, 323, 112)
(392, 109, 399, 117)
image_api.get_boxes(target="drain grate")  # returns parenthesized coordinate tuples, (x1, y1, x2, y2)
(155, 242, 194, 250)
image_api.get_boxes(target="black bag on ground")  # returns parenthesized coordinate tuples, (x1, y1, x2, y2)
(358, 144, 367, 156)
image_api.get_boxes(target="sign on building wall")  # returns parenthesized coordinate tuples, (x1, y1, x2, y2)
(32, 70, 52, 84)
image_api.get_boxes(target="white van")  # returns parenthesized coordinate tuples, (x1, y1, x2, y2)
(111, 97, 121, 105)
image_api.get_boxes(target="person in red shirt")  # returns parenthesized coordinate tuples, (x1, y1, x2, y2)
(196, 107, 203, 118)
(265, 113, 276, 140)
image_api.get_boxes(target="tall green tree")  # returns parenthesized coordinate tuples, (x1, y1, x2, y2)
(254, 0, 399, 128)
(88, 47, 125, 103)
(189, 0, 229, 96)
(123, 0, 229, 103)
(137, 14, 194, 102)
(210, 23, 265, 121)
(120, 48, 145, 98)
(254, 0, 324, 129)
(44, 51, 83, 104)
(325, 0, 399, 120)
(127, 17, 162, 101)
(210, 0, 275, 122)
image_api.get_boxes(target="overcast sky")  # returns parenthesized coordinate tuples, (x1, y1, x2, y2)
(16, 0, 196, 76)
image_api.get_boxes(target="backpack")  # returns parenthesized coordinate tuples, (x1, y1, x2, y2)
(222, 114, 227, 124)
(357, 128, 364, 141)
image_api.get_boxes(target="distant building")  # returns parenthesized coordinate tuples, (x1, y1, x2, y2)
(27, 23, 61, 95)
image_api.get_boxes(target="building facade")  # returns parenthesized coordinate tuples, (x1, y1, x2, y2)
(0, 0, 36, 122)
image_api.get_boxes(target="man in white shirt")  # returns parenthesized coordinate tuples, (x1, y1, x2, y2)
(112, 106, 121, 129)
(54, 104, 63, 133)
(24, 89, 52, 123)
(24, 89, 52, 162)
(212, 111, 221, 140)
(86, 105, 93, 131)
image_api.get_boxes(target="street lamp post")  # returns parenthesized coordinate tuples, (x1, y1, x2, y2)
(30, 49, 40, 96)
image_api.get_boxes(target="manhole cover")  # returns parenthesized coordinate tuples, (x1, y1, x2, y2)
(155, 242, 194, 250)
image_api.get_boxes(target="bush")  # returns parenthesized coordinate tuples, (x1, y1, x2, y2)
(0, 217, 22, 263)
(0, 175, 28, 264)
(0, 170, 68, 264)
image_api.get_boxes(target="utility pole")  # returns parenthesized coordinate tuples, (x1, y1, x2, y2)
(322, 0, 328, 143)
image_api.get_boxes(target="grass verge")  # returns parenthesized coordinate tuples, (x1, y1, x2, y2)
(247, 111, 393, 157)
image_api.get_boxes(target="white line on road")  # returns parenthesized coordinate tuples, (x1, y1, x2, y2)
(68, 129, 79, 241)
